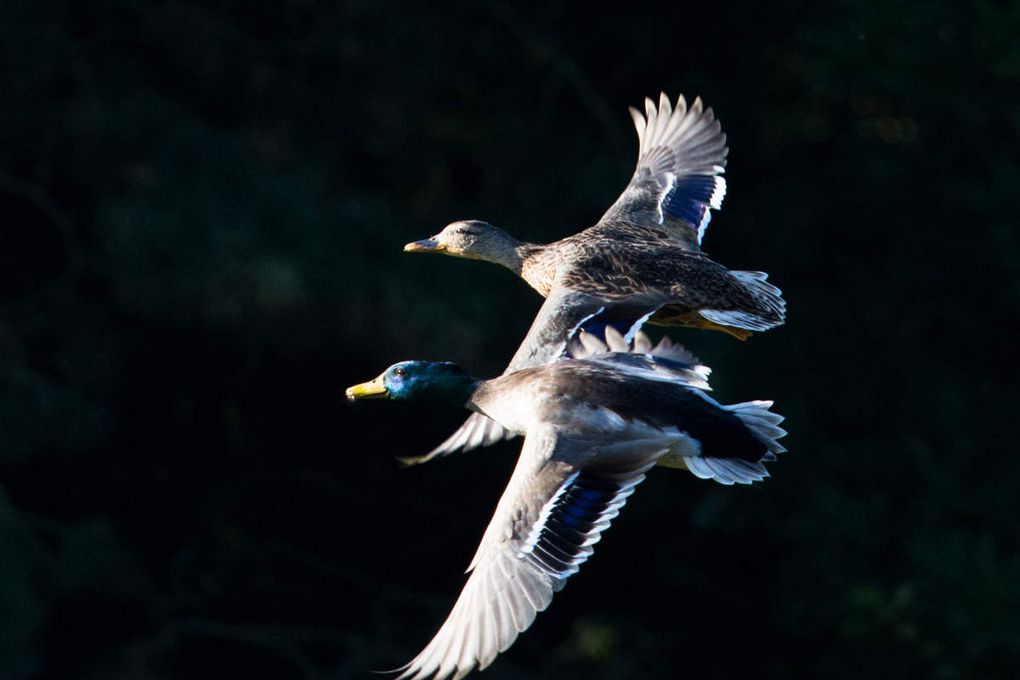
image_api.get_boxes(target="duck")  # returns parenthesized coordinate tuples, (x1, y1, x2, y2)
(346, 327, 786, 679)
(403, 93, 785, 464)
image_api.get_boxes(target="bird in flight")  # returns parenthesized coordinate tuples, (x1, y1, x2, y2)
(402, 93, 786, 465)
(347, 326, 786, 680)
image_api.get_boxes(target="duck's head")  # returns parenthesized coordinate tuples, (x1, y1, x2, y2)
(404, 220, 520, 263)
(345, 361, 476, 403)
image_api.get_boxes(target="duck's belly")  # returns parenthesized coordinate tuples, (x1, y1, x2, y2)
(475, 392, 705, 469)
(547, 401, 703, 466)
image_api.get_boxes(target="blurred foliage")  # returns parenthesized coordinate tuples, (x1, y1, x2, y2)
(0, 0, 1018, 678)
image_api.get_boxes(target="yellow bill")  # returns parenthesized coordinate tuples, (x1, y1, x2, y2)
(345, 374, 388, 400)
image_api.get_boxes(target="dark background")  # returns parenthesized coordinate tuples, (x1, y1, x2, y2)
(1, 1, 1018, 678)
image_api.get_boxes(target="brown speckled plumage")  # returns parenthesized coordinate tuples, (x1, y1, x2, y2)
(506, 220, 785, 338)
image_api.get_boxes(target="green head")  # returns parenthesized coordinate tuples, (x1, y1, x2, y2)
(345, 361, 477, 404)
(403, 220, 522, 267)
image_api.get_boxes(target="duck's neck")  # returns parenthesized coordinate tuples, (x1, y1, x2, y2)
(436, 375, 482, 407)
(483, 240, 544, 276)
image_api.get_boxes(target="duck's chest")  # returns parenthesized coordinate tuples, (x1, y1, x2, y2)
(520, 248, 564, 297)
(469, 381, 552, 434)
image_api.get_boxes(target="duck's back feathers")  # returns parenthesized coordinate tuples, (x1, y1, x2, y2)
(599, 93, 728, 249)
(558, 240, 786, 335)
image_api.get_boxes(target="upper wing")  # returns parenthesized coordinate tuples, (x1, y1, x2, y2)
(502, 286, 620, 373)
(402, 287, 662, 465)
(395, 426, 662, 680)
(598, 93, 728, 250)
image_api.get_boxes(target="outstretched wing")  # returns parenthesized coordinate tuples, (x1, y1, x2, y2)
(402, 287, 662, 465)
(598, 93, 728, 250)
(398, 413, 515, 467)
(394, 426, 663, 680)
(500, 285, 667, 375)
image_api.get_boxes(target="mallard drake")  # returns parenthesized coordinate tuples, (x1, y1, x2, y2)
(347, 328, 786, 679)
(404, 93, 785, 464)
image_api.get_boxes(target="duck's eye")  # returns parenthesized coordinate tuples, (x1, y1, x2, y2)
(394, 367, 405, 377)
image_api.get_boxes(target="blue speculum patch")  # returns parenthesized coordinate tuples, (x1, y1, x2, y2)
(663, 174, 720, 227)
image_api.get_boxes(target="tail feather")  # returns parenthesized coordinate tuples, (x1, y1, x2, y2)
(727, 400, 788, 453)
(698, 270, 786, 333)
(684, 456, 770, 485)
(678, 399, 787, 485)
